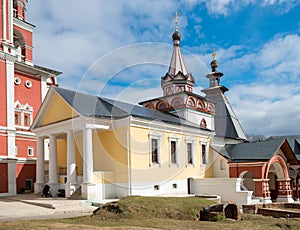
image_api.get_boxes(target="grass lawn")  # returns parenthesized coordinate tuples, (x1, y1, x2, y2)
(1, 196, 300, 229)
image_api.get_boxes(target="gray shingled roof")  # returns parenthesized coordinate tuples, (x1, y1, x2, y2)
(220, 138, 285, 162)
(270, 135, 300, 160)
(53, 87, 210, 130)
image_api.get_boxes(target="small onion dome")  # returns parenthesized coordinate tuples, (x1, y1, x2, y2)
(210, 59, 218, 72)
(172, 30, 181, 41)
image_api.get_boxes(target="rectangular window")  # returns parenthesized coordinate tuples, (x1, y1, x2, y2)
(201, 144, 207, 164)
(187, 142, 193, 165)
(171, 140, 177, 164)
(149, 133, 161, 167)
(28, 146, 34, 156)
(151, 138, 158, 164)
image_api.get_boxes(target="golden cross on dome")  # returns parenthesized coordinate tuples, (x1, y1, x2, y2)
(212, 48, 217, 60)
(174, 12, 180, 31)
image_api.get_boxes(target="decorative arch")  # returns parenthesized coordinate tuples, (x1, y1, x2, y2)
(186, 96, 196, 108)
(171, 97, 183, 108)
(196, 99, 206, 110)
(14, 100, 22, 109)
(144, 102, 154, 110)
(200, 118, 207, 128)
(207, 103, 215, 113)
(239, 171, 255, 192)
(264, 154, 290, 179)
(156, 100, 169, 111)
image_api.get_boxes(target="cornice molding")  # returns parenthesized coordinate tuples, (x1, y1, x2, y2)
(0, 51, 17, 62)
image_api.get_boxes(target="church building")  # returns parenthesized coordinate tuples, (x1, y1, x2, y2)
(30, 11, 300, 206)
(0, 0, 60, 196)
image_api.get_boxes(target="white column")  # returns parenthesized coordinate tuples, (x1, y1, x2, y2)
(36, 137, 45, 183)
(34, 137, 45, 194)
(48, 134, 58, 184)
(83, 127, 94, 184)
(67, 130, 77, 183)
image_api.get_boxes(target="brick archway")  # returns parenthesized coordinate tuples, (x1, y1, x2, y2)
(264, 154, 292, 202)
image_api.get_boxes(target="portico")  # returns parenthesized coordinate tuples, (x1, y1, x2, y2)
(33, 116, 109, 199)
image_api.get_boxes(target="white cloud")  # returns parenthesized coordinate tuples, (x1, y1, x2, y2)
(204, 0, 299, 16)
(219, 34, 300, 136)
(25, 1, 300, 136)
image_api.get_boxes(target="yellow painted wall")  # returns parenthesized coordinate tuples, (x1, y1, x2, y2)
(92, 127, 129, 184)
(74, 134, 83, 176)
(129, 126, 212, 183)
(57, 138, 67, 167)
(42, 94, 78, 126)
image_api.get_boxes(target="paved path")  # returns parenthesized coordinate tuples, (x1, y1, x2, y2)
(0, 194, 100, 222)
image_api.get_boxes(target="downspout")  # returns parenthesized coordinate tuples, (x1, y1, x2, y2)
(127, 116, 132, 196)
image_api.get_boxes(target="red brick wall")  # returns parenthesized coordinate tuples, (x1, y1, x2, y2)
(14, 73, 42, 118)
(15, 138, 37, 158)
(0, 163, 8, 193)
(16, 163, 36, 192)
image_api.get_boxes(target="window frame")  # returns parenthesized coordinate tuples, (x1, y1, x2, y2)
(169, 136, 179, 167)
(201, 142, 208, 165)
(185, 139, 195, 166)
(149, 132, 161, 167)
(27, 146, 34, 157)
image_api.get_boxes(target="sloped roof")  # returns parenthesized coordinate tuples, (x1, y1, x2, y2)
(269, 135, 300, 160)
(219, 137, 298, 163)
(203, 87, 247, 141)
(52, 87, 210, 130)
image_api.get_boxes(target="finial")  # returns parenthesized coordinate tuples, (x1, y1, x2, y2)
(212, 48, 217, 60)
(174, 12, 180, 31)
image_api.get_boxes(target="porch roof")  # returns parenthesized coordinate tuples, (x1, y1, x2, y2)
(220, 138, 298, 163)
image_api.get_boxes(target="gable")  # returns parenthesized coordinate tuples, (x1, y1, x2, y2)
(41, 93, 79, 126)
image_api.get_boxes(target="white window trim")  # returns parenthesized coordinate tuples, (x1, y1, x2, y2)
(185, 139, 195, 167)
(149, 132, 162, 167)
(28, 146, 34, 156)
(14, 101, 33, 129)
(200, 142, 208, 165)
(169, 136, 179, 167)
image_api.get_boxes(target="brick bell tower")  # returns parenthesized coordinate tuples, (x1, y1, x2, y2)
(0, 0, 61, 196)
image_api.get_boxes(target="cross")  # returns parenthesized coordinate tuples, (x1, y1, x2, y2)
(174, 12, 180, 31)
(212, 48, 217, 60)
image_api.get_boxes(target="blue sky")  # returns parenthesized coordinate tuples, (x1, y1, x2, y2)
(27, 0, 300, 136)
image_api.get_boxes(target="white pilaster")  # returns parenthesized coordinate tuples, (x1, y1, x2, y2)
(48, 134, 58, 184)
(34, 137, 45, 194)
(7, 160, 16, 195)
(6, 58, 15, 157)
(41, 76, 48, 101)
(2, 0, 6, 44)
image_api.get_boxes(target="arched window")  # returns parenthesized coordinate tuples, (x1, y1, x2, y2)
(15, 113, 19, 125)
(24, 115, 29, 126)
